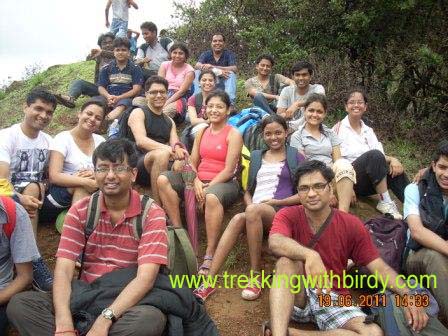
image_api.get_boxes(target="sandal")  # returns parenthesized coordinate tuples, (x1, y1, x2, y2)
(198, 255, 213, 276)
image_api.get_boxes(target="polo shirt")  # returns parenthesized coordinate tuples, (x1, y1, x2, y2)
(98, 60, 144, 96)
(198, 49, 237, 67)
(290, 124, 341, 166)
(277, 84, 326, 120)
(56, 190, 168, 283)
(333, 115, 384, 164)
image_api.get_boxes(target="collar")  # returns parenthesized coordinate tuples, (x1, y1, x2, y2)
(341, 115, 368, 134)
(111, 59, 131, 70)
(99, 189, 142, 219)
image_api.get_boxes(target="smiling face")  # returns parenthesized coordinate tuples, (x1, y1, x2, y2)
(304, 101, 326, 127)
(170, 48, 187, 64)
(113, 46, 130, 63)
(297, 171, 332, 212)
(263, 121, 287, 151)
(146, 83, 168, 110)
(141, 28, 157, 44)
(432, 155, 448, 193)
(345, 92, 367, 118)
(94, 156, 137, 197)
(211, 34, 225, 53)
(77, 104, 104, 133)
(206, 96, 229, 124)
(256, 58, 273, 77)
(292, 68, 311, 89)
(23, 99, 54, 131)
(199, 73, 216, 92)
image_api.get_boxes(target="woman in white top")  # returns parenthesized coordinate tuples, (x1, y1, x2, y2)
(333, 88, 410, 219)
(290, 94, 355, 212)
(46, 99, 106, 210)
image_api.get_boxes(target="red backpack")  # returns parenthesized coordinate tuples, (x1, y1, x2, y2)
(0, 196, 17, 239)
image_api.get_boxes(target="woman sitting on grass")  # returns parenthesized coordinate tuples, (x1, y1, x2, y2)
(194, 114, 305, 301)
(158, 42, 195, 122)
(289, 94, 356, 212)
(45, 99, 105, 214)
(157, 90, 242, 276)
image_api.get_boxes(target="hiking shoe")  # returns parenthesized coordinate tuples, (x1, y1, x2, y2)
(241, 282, 262, 301)
(55, 94, 76, 108)
(376, 201, 403, 220)
(193, 284, 216, 301)
(32, 258, 53, 293)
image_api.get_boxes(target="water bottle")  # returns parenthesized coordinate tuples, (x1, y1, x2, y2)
(107, 119, 120, 139)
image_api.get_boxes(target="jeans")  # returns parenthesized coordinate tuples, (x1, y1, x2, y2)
(193, 69, 237, 105)
(110, 18, 128, 38)
(68, 79, 99, 99)
(252, 92, 277, 114)
(352, 149, 409, 202)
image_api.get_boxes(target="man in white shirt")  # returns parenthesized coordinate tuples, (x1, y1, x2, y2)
(0, 88, 56, 292)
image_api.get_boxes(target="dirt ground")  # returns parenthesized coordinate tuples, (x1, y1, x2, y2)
(7, 196, 382, 336)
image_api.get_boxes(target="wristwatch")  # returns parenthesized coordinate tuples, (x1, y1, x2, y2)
(101, 307, 117, 322)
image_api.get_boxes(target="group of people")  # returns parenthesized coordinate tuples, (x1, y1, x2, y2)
(0, 1, 448, 335)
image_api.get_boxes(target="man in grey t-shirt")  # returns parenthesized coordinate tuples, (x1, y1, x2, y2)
(277, 61, 325, 130)
(0, 198, 39, 333)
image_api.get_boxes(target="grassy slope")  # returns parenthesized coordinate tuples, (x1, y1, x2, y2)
(0, 61, 428, 176)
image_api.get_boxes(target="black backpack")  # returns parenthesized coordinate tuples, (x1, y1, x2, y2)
(243, 122, 267, 152)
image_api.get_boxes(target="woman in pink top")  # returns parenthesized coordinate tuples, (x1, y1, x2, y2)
(158, 42, 195, 123)
(157, 90, 243, 275)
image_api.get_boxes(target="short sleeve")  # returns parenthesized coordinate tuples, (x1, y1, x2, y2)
(98, 66, 109, 88)
(327, 128, 342, 147)
(226, 51, 237, 66)
(269, 207, 294, 238)
(0, 128, 13, 164)
(349, 217, 380, 266)
(56, 203, 87, 261)
(314, 84, 326, 95)
(185, 64, 195, 73)
(187, 95, 196, 108)
(275, 74, 290, 87)
(277, 86, 292, 109)
(244, 77, 256, 92)
(289, 129, 304, 151)
(10, 203, 40, 263)
(403, 183, 420, 219)
(131, 65, 144, 86)
(136, 47, 144, 60)
(49, 132, 69, 157)
(198, 51, 208, 64)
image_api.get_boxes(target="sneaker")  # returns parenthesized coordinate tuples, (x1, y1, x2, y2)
(32, 258, 53, 292)
(241, 282, 262, 301)
(55, 94, 76, 108)
(193, 284, 216, 301)
(376, 201, 403, 220)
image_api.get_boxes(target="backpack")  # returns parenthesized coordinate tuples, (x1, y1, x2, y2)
(228, 106, 268, 135)
(0, 196, 16, 240)
(351, 215, 407, 288)
(243, 122, 267, 152)
(82, 191, 197, 277)
(139, 38, 172, 54)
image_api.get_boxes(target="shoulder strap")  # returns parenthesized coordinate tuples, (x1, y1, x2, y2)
(286, 146, 299, 182)
(194, 92, 203, 115)
(269, 74, 279, 95)
(169, 226, 198, 275)
(85, 191, 101, 238)
(1, 196, 16, 240)
(247, 150, 263, 194)
(139, 43, 149, 54)
(307, 209, 334, 249)
(131, 194, 154, 240)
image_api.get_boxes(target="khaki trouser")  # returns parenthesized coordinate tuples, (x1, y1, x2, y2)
(7, 291, 166, 336)
(405, 248, 448, 321)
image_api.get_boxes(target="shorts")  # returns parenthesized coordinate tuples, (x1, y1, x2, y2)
(136, 153, 173, 187)
(332, 158, 356, 184)
(42, 185, 72, 209)
(162, 170, 240, 208)
(291, 289, 366, 331)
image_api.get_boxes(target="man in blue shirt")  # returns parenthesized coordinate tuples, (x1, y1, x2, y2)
(404, 139, 448, 322)
(98, 37, 144, 121)
(194, 34, 237, 105)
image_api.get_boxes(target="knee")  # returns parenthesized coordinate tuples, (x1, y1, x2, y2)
(422, 248, 448, 268)
(127, 306, 166, 336)
(245, 203, 260, 220)
(22, 182, 40, 197)
(275, 257, 300, 274)
(6, 292, 28, 322)
(205, 193, 221, 209)
(360, 323, 383, 336)
(156, 175, 170, 190)
(367, 149, 386, 162)
(333, 159, 356, 183)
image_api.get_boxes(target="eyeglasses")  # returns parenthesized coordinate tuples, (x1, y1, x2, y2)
(94, 165, 132, 175)
(297, 182, 329, 194)
(347, 100, 365, 106)
(147, 90, 167, 96)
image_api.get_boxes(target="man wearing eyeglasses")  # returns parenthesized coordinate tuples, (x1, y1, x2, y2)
(126, 76, 185, 204)
(7, 139, 168, 336)
(265, 160, 429, 335)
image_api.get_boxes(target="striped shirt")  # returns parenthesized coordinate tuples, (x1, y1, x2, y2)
(56, 190, 168, 283)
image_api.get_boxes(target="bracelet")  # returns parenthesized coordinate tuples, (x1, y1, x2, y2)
(54, 330, 79, 335)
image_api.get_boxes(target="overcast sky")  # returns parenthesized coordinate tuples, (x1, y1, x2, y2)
(0, 0, 181, 84)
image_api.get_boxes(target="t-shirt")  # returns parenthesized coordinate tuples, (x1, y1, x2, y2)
(187, 94, 206, 119)
(136, 42, 169, 72)
(98, 60, 144, 96)
(56, 190, 168, 283)
(333, 115, 384, 164)
(111, 0, 128, 21)
(0, 123, 52, 189)
(0, 201, 40, 290)
(403, 183, 448, 220)
(277, 84, 326, 120)
(50, 131, 105, 174)
(244, 74, 290, 95)
(290, 124, 341, 166)
(198, 49, 237, 67)
(270, 206, 379, 294)
(160, 61, 194, 91)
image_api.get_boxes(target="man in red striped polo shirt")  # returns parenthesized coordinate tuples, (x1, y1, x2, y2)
(7, 139, 168, 336)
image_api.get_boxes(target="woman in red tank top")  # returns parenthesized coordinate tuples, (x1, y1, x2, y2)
(157, 90, 243, 275)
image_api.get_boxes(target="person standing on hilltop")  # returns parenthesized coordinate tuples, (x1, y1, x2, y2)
(105, 0, 138, 38)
